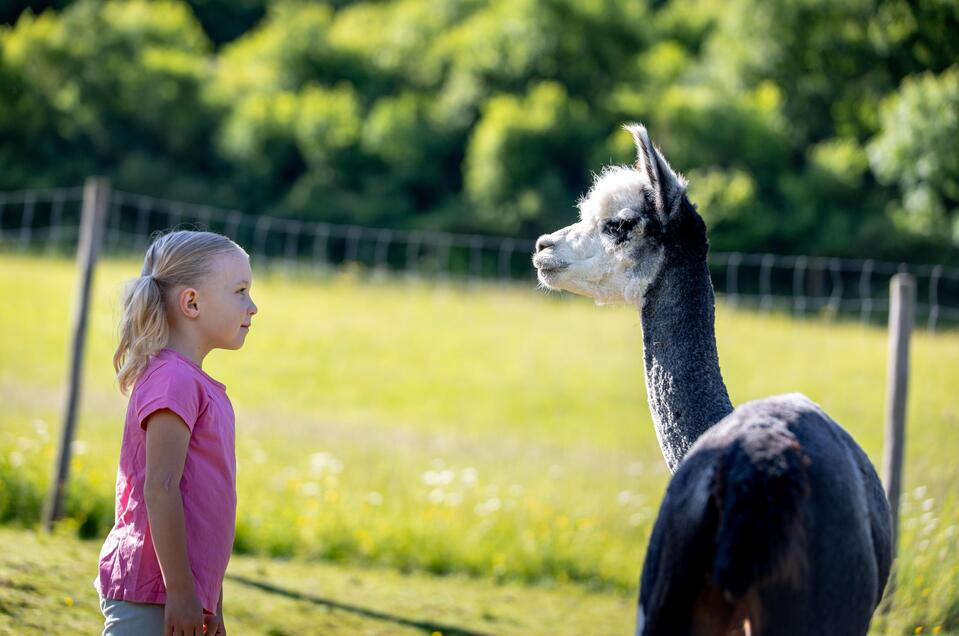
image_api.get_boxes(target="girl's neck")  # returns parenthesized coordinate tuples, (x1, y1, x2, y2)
(638, 257, 733, 472)
(163, 333, 209, 369)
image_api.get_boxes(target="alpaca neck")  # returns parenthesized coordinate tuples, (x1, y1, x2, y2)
(639, 256, 733, 472)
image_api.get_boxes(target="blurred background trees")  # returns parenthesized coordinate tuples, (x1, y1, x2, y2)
(1, 0, 956, 262)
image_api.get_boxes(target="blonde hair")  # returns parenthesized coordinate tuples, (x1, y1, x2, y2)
(114, 230, 247, 394)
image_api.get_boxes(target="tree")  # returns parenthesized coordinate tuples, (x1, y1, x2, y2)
(0, 0, 220, 198)
(869, 65, 959, 245)
(465, 81, 600, 235)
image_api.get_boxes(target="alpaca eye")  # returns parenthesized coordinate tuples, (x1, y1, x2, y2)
(603, 217, 637, 238)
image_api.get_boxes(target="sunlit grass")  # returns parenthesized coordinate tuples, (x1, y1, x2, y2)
(0, 526, 637, 635)
(1, 252, 957, 632)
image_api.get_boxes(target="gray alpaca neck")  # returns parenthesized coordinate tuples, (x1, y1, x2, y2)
(639, 257, 733, 472)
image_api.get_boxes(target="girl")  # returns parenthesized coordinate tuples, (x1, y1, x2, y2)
(95, 230, 257, 636)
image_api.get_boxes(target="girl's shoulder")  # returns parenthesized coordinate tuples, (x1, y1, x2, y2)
(130, 350, 223, 432)
(131, 350, 223, 409)
(133, 350, 192, 391)
(133, 349, 226, 395)
(133, 352, 174, 386)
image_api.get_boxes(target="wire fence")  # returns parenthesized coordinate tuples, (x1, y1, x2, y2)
(2, 184, 958, 329)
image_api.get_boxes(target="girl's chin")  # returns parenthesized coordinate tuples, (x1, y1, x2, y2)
(222, 335, 247, 350)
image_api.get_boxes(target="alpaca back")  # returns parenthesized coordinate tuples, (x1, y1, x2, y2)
(711, 422, 811, 600)
(637, 393, 891, 636)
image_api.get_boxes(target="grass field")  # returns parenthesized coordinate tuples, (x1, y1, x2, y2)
(0, 526, 634, 635)
(1, 251, 958, 634)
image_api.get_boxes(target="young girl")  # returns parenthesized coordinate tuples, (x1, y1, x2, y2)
(95, 230, 257, 636)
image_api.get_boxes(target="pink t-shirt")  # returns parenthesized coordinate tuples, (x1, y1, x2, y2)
(95, 348, 237, 614)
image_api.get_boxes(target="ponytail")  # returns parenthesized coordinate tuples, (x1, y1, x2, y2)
(114, 275, 170, 394)
(113, 230, 246, 394)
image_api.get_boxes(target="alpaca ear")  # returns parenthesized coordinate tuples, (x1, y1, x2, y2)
(625, 123, 687, 215)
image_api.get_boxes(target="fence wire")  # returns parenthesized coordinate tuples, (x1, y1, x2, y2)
(2, 185, 958, 329)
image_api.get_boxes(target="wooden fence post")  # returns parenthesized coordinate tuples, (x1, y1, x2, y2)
(882, 273, 915, 561)
(43, 177, 110, 531)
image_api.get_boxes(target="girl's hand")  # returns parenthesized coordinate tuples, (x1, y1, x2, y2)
(164, 590, 205, 635)
(204, 612, 226, 635)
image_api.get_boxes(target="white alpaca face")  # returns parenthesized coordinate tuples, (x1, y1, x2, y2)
(532, 167, 663, 304)
(532, 124, 686, 304)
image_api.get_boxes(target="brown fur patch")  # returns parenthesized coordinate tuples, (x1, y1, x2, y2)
(690, 584, 762, 636)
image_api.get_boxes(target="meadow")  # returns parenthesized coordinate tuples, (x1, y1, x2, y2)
(1, 251, 957, 634)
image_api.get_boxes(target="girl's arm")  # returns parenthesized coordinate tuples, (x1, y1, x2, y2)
(143, 409, 205, 634)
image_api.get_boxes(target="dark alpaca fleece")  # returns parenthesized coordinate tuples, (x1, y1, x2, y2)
(638, 395, 893, 636)
(639, 198, 733, 473)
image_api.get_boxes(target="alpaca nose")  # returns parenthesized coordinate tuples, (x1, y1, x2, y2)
(535, 235, 555, 253)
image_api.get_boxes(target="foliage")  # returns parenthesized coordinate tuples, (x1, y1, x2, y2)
(0, 0, 957, 260)
(0, 0, 221, 201)
(869, 65, 959, 244)
(465, 81, 600, 234)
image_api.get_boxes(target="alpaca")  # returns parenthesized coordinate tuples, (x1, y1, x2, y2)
(532, 124, 892, 635)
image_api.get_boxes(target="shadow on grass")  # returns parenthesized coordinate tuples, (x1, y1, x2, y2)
(226, 573, 492, 636)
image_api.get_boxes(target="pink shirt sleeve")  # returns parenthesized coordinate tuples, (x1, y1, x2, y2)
(133, 360, 207, 432)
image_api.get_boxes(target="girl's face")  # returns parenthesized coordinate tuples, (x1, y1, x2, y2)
(195, 250, 258, 350)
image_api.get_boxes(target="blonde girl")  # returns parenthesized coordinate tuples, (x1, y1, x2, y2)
(95, 230, 257, 636)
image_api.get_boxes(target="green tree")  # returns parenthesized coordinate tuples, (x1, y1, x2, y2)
(0, 0, 220, 198)
(869, 65, 959, 245)
(465, 81, 600, 235)
(1, 0, 957, 264)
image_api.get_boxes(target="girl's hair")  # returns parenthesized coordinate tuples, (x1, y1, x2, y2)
(114, 230, 247, 394)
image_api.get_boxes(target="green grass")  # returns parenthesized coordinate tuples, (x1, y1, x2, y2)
(1, 251, 958, 633)
(0, 526, 634, 635)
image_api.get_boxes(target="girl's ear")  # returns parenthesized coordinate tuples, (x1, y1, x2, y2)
(177, 287, 200, 319)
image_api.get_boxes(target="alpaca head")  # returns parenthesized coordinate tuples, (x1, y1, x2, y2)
(532, 124, 707, 304)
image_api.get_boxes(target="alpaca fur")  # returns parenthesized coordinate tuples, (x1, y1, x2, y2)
(533, 124, 892, 635)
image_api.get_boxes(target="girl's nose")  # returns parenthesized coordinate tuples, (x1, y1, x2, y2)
(249, 299, 258, 315)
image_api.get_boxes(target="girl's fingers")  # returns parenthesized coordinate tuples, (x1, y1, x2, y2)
(168, 621, 202, 636)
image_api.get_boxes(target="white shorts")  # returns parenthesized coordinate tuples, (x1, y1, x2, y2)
(100, 597, 165, 636)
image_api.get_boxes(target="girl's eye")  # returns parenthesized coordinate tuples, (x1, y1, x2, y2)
(237, 288, 247, 294)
